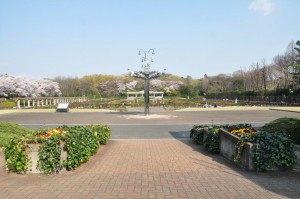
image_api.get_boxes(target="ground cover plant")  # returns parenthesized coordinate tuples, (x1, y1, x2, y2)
(4, 124, 111, 174)
(251, 132, 297, 171)
(190, 123, 297, 171)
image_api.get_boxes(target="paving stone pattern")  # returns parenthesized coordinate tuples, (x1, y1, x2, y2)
(1, 140, 300, 199)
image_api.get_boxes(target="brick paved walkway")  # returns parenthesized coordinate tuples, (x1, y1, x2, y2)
(1, 140, 300, 199)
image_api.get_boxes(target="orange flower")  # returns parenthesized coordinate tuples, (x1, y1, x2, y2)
(229, 128, 256, 137)
(37, 128, 67, 139)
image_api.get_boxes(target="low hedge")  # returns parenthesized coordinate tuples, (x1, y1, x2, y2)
(4, 125, 111, 174)
(261, 118, 300, 145)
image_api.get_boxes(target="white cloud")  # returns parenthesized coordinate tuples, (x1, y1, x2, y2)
(248, 0, 275, 15)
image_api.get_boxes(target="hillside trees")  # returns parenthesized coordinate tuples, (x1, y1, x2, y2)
(198, 40, 300, 103)
(52, 74, 185, 98)
(51, 40, 299, 100)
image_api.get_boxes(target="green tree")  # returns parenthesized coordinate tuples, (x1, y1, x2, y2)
(292, 40, 300, 86)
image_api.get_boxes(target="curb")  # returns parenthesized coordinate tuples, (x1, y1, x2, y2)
(269, 108, 300, 113)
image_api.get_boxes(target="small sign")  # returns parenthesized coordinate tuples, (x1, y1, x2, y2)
(56, 102, 69, 112)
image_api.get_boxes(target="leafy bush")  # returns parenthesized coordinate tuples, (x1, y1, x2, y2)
(191, 132, 204, 145)
(5, 137, 30, 173)
(190, 124, 253, 154)
(88, 125, 111, 145)
(203, 129, 220, 154)
(62, 127, 99, 170)
(4, 125, 111, 174)
(38, 136, 62, 174)
(190, 125, 209, 145)
(190, 123, 297, 171)
(0, 122, 30, 146)
(261, 118, 300, 144)
(251, 132, 297, 171)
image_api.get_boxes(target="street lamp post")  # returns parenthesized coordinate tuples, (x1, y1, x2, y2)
(129, 49, 164, 116)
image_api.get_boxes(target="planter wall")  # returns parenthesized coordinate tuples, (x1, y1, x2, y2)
(0, 148, 4, 171)
(218, 128, 255, 171)
(27, 143, 67, 173)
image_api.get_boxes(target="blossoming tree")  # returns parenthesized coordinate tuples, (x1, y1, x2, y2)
(0, 74, 62, 98)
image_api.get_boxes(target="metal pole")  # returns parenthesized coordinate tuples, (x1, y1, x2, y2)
(132, 48, 159, 116)
(145, 74, 150, 116)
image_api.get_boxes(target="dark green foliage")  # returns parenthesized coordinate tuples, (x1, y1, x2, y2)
(60, 126, 100, 170)
(261, 118, 300, 144)
(5, 124, 111, 173)
(191, 132, 204, 145)
(38, 136, 62, 174)
(4, 137, 30, 173)
(190, 124, 253, 154)
(251, 132, 297, 171)
(0, 122, 30, 146)
(190, 125, 207, 145)
(203, 129, 220, 154)
(193, 122, 298, 171)
(88, 125, 111, 145)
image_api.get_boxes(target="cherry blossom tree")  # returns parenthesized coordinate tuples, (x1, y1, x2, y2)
(0, 74, 62, 98)
(98, 80, 138, 97)
(150, 79, 183, 94)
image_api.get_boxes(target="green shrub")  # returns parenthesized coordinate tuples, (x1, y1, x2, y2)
(190, 123, 297, 171)
(204, 128, 220, 154)
(60, 126, 100, 170)
(89, 125, 111, 145)
(261, 118, 300, 144)
(5, 125, 111, 174)
(251, 132, 297, 171)
(4, 137, 30, 173)
(0, 122, 30, 146)
(190, 124, 253, 154)
(38, 136, 62, 174)
(190, 125, 209, 145)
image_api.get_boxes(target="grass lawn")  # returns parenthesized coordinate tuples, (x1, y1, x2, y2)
(0, 122, 30, 147)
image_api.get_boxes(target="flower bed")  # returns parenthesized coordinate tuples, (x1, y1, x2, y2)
(219, 128, 255, 170)
(4, 125, 111, 174)
(190, 124, 298, 171)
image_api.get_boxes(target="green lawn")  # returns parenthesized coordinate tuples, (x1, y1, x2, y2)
(0, 122, 30, 146)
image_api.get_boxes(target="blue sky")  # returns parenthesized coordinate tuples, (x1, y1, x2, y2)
(0, 0, 299, 79)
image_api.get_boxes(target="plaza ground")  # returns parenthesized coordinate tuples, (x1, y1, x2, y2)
(0, 107, 300, 198)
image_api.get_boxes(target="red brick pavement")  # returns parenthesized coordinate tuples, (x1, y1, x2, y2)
(0, 140, 300, 199)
